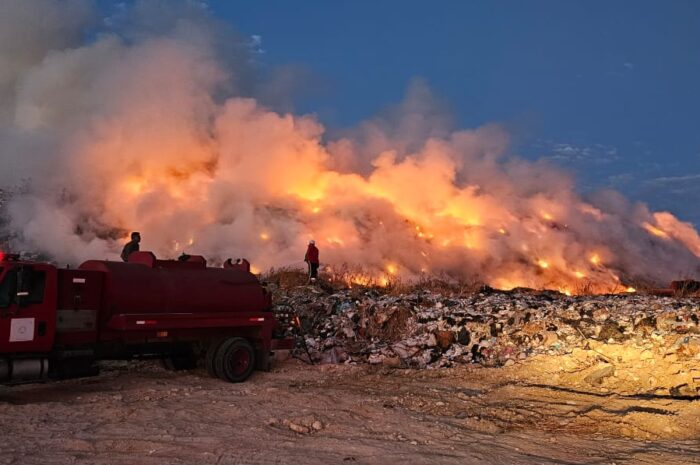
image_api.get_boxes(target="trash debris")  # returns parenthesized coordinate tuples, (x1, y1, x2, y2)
(271, 281, 700, 370)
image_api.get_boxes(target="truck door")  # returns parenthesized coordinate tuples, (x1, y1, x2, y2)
(55, 269, 102, 346)
(0, 264, 57, 354)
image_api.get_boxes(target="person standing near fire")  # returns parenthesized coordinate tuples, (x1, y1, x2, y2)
(120, 232, 141, 262)
(304, 240, 320, 282)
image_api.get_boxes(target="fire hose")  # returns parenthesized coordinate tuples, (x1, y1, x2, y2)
(293, 314, 315, 365)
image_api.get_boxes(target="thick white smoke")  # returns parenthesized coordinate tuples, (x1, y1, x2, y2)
(1, 0, 699, 293)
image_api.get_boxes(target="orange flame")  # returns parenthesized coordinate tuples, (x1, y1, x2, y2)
(57, 80, 700, 296)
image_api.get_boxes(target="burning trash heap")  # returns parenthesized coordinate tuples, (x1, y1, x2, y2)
(271, 277, 700, 379)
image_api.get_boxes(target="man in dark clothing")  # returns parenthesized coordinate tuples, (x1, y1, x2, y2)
(304, 240, 320, 282)
(120, 232, 141, 262)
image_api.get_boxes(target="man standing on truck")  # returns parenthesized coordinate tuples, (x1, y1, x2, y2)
(304, 240, 320, 282)
(120, 232, 141, 262)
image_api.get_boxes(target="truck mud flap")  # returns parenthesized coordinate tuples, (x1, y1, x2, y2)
(255, 347, 271, 372)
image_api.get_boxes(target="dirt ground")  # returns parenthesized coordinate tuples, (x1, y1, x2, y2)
(1, 355, 699, 465)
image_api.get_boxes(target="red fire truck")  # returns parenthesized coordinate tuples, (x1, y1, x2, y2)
(0, 251, 292, 384)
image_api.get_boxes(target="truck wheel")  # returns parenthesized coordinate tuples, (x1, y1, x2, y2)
(205, 337, 227, 378)
(214, 337, 256, 383)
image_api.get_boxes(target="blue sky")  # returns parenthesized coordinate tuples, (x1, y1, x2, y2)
(210, 1, 700, 225)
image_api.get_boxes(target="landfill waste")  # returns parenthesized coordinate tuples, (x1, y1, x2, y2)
(269, 277, 700, 374)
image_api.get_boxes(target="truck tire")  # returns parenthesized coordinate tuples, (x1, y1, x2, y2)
(214, 337, 256, 383)
(205, 337, 227, 378)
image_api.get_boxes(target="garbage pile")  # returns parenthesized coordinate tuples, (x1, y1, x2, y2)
(272, 284, 700, 368)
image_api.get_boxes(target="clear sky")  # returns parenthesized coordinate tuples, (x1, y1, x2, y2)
(209, 1, 700, 225)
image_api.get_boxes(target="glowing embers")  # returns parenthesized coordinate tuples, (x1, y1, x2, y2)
(351, 276, 372, 287)
(414, 224, 434, 240)
(324, 265, 395, 289)
(346, 273, 390, 288)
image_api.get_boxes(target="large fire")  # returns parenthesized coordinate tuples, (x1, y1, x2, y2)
(1, 1, 699, 294)
(94, 122, 700, 295)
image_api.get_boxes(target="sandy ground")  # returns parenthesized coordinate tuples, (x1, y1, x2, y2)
(1, 356, 699, 465)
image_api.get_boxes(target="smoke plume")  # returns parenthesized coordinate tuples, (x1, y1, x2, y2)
(1, 0, 699, 293)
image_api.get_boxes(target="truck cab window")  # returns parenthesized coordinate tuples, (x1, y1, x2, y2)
(0, 267, 46, 308)
(24, 270, 46, 304)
